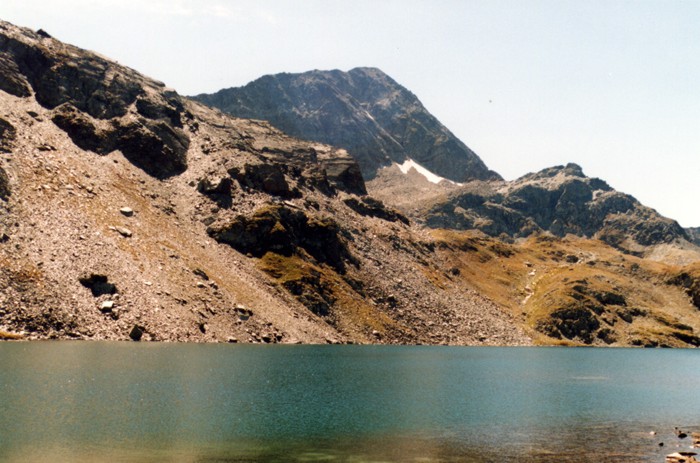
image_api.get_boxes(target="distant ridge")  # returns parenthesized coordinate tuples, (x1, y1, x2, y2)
(193, 67, 501, 183)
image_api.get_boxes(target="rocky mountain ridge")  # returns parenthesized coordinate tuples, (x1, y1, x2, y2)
(419, 163, 690, 257)
(2, 19, 700, 348)
(193, 68, 500, 183)
(0, 19, 527, 345)
(194, 67, 696, 258)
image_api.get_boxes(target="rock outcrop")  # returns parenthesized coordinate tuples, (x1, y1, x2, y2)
(207, 203, 355, 273)
(423, 163, 689, 253)
(0, 116, 16, 153)
(193, 67, 500, 183)
(0, 20, 190, 178)
(687, 228, 700, 247)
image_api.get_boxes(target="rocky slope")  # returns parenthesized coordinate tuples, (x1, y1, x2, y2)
(0, 19, 528, 345)
(432, 230, 700, 347)
(2, 19, 700, 348)
(192, 67, 500, 182)
(417, 163, 691, 257)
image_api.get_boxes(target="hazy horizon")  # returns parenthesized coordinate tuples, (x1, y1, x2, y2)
(1, 0, 698, 227)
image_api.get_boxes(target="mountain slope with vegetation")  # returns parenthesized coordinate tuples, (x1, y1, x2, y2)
(1, 19, 699, 347)
(0, 19, 527, 345)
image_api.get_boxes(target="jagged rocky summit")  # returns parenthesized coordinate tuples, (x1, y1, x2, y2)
(422, 163, 689, 254)
(193, 67, 501, 183)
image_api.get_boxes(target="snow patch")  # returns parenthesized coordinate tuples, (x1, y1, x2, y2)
(397, 159, 459, 185)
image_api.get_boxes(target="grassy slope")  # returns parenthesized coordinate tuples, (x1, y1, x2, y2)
(432, 230, 700, 347)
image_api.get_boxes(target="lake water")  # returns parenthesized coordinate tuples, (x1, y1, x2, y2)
(0, 343, 698, 462)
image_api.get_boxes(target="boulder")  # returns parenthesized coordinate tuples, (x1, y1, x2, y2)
(115, 226, 132, 237)
(207, 204, 355, 272)
(100, 301, 114, 313)
(129, 325, 144, 341)
(238, 163, 293, 197)
(197, 176, 233, 208)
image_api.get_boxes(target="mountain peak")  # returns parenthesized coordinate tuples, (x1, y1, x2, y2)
(193, 68, 501, 183)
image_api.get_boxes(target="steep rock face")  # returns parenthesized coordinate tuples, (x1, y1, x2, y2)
(687, 228, 700, 247)
(193, 67, 500, 183)
(0, 20, 190, 178)
(424, 164, 688, 252)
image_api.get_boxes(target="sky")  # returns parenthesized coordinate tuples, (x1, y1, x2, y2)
(1, 0, 699, 227)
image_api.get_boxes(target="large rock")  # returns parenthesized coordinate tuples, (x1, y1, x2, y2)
(237, 163, 294, 197)
(207, 204, 355, 273)
(193, 67, 500, 183)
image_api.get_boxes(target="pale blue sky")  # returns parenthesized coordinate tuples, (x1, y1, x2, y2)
(2, 0, 698, 226)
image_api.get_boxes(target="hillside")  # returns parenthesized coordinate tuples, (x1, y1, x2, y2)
(0, 20, 527, 345)
(192, 68, 500, 183)
(194, 67, 696, 261)
(2, 19, 700, 347)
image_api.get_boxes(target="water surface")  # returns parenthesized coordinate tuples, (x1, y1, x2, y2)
(0, 343, 698, 462)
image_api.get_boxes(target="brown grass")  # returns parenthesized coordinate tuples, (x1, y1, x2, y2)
(432, 230, 700, 346)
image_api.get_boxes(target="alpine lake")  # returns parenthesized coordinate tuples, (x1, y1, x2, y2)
(1, 342, 698, 462)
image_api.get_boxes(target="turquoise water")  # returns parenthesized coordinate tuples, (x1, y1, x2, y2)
(0, 343, 699, 462)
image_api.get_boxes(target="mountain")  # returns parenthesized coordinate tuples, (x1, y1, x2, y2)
(417, 163, 690, 256)
(0, 19, 528, 345)
(2, 19, 700, 347)
(192, 67, 501, 182)
(194, 67, 695, 259)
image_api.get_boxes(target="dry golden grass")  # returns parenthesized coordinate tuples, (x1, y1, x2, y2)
(258, 252, 400, 341)
(432, 230, 700, 347)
